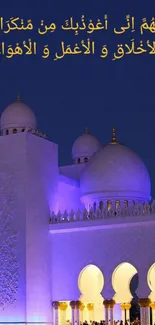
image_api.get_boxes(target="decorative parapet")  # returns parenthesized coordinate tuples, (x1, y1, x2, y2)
(27, 128, 47, 139)
(49, 200, 155, 224)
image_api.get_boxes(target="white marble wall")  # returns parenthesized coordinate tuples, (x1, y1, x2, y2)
(56, 174, 83, 212)
(25, 133, 58, 323)
(50, 217, 155, 301)
(0, 132, 58, 324)
(0, 133, 27, 323)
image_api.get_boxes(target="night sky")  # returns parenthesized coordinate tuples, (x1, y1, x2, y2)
(1, 0, 155, 196)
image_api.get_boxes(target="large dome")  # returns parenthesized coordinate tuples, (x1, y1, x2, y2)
(1, 96, 36, 131)
(80, 142, 151, 203)
(72, 129, 102, 163)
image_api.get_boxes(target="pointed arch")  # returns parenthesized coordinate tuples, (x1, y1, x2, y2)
(112, 262, 138, 303)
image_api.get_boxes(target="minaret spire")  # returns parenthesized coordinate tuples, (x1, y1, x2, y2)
(112, 127, 116, 143)
(85, 127, 89, 134)
(16, 91, 21, 102)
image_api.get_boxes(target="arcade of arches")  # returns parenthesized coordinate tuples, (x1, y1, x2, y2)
(52, 263, 155, 325)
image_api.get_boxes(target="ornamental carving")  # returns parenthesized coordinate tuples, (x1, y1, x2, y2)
(52, 301, 60, 309)
(0, 172, 19, 310)
(49, 200, 155, 224)
(103, 299, 110, 308)
(108, 299, 115, 308)
(75, 300, 81, 309)
(120, 303, 126, 310)
(150, 302, 155, 309)
(59, 302, 68, 310)
(103, 299, 115, 308)
(87, 303, 94, 311)
(125, 303, 131, 310)
(79, 303, 85, 311)
(138, 298, 151, 307)
(70, 300, 76, 309)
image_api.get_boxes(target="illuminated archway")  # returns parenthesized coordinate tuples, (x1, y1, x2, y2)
(148, 263, 155, 300)
(78, 264, 104, 321)
(112, 262, 138, 303)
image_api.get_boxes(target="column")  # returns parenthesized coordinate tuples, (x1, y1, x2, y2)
(87, 303, 94, 322)
(125, 303, 131, 323)
(59, 302, 68, 325)
(52, 301, 60, 325)
(103, 300, 110, 325)
(150, 302, 155, 325)
(75, 300, 81, 325)
(138, 298, 151, 325)
(109, 299, 115, 325)
(145, 305, 150, 325)
(120, 303, 126, 324)
(79, 303, 85, 323)
(139, 301, 145, 325)
(70, 301, 76, 325)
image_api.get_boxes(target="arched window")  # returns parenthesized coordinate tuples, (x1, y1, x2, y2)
(107, 200, 112, 210)
(22, 129, 25, 132)
(84, 157, 88, 163)
(5, 130, 9, 135)
(13, 128, 17, 134)
(124, 200, 128, 207)
(99, 201, 103, 210)
(116, 200, 120, 208)
(77, 158, 80, 164)
(93, 202, 96, 212)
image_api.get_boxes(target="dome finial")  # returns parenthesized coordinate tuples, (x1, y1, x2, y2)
(112, 127, 116, 143)
(85, 127, 89, 134)
(16, 91, 20, 102)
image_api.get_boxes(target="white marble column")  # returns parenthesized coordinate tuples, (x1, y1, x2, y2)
(140, 306, 145, 325)
(145, 306, 150, 325)
(87, 303, 94, 322)
(138, 298, 151, 325)
(103, 299, 113, 325)
(52, 301, 60, 325)
(150, 303, 155, 325)
(109, 308, 113, 325)
(109, 299, 115, 325)
(75, 300, 81, 325)
(103, 300, 110, 325)
(125, 303, 131, 324)
(79, 303, 85, 323)
(59, 302, 68, 325)
(120, 303, 125, 324)
(152, 309, 155, 325)
(70, 301, 76, 325)
(105, 308, 109, 325)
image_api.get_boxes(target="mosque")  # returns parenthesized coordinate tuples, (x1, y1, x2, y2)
(0, 95, 155, 325)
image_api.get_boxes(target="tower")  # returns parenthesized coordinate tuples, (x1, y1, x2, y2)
(0, 98, 58, 324)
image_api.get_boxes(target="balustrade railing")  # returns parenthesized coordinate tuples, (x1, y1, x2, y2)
(49, 200, 155, 224)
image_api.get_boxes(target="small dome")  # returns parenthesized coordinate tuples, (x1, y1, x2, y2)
(1, 96, 36, 131)
(72, 129, 102, 163)
(80, 142, 151, 203)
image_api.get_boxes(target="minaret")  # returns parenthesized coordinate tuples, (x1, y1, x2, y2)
(111, 127, 117, 144)
(16, 91, 21, 102)
(85, 127, 90, 134)
(0, 107, 58, 323)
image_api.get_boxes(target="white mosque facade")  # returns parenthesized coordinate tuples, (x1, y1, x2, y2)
(1, 97, 155, 325)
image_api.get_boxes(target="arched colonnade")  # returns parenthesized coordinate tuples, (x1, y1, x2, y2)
(52, 263, 155, 325)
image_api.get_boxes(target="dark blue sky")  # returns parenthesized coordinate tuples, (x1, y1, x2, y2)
(1, 0, 155, 197)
